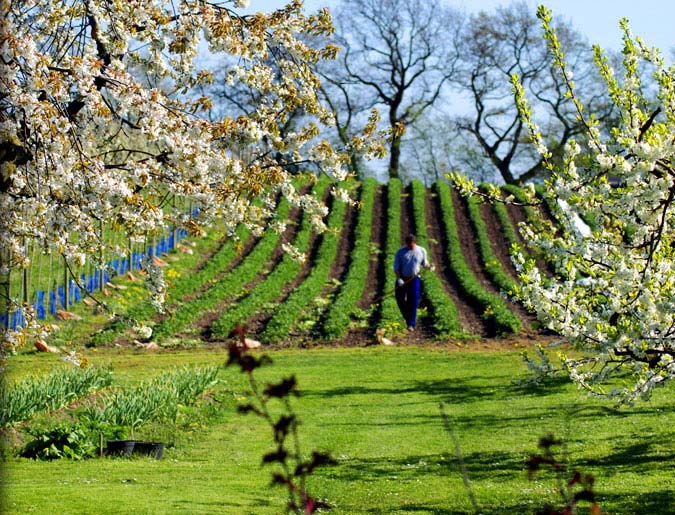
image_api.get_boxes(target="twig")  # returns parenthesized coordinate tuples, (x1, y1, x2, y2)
(439, 403, 483, 515)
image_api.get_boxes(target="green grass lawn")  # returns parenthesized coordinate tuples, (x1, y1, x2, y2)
(2, 345, 674, 514)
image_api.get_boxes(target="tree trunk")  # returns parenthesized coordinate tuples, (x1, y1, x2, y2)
(0, 254, 9, 327)
(388, 134, 401, 179)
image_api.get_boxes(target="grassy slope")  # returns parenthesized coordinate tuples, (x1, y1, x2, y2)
(3, 346, 674, 515)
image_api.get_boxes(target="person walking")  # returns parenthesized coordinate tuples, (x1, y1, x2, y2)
(394, 234, 432, 331)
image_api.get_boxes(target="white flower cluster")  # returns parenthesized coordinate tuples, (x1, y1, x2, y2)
(140, 256, 168, 313)
(1, 0, 348, 361)
(281, 243, 307, 264)
(511, 13, 675, 402)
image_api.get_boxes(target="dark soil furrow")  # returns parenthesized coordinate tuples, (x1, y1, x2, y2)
(338, 184, 389, 346)
(479, 202, 519, 280)
(426, 191, 488, 336)
(328, 201, 356, 285)
(452, 187, 504, 294)
(400, 187, 412, 240)
(451, 188, 534, 328)
(357, 183, 386, 310)
(505, 203, 529, 247)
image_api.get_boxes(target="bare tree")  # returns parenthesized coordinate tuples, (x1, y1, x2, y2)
(403, 115, 500, 186)
(452, 1, 616, 184)
(328, 0, 462, 179)
(315, 51, 378, 178)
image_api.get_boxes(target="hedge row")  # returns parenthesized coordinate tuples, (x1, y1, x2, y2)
(378, 179, 404, 333)
(409, 180, 462, 336)
(465, 194, 518, 296)
(321, 178, 377, 340)
(210, 176, 331, 339)
(435, 181, 521, 335)
(260, 182, 349, 343)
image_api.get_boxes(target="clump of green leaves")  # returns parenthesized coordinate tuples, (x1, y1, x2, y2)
(19, 421, 97, 461)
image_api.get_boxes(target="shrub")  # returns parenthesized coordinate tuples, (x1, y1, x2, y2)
(19, 421, 97, 461)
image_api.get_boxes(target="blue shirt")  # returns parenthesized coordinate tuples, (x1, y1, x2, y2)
(394, 245, 430, 278)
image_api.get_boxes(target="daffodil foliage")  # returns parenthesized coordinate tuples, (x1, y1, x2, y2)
(509, 6, 675, 403)
(0, 0, 382, 364)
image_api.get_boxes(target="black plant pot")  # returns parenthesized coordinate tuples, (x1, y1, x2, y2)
(106, 440, 164, 459)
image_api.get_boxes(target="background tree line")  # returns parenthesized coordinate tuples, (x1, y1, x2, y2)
(208, 0, 630, 185)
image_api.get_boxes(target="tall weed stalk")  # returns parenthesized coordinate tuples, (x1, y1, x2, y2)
(227, 344, 335, 514)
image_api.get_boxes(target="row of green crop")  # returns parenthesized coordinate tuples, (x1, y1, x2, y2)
(1, 366, 113, 427)
(151, 185, 302, 342)
(261, 183, 349, 343)
(91, 222, 251, 346)
(435, 181, 521, 335)
(465, 194, 519, 296)
(209, 177, 332, 339)
(409, 180, 462, 336)
(378, 179, 404, 334)
(321, 178, 377, 340)
(483, 189, 520, 249)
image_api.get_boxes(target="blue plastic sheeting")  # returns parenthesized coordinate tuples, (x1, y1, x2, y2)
(2, 228, 190, 328)
(57, 286, 66, 309)
(8, 310, 26, 331)
(49, 290, 57, 315)
(37, 291, 46, 320)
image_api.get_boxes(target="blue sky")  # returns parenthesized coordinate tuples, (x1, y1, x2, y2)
(248, 0, 674, 55)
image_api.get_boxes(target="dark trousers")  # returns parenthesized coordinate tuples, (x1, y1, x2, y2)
(395, 276, 421, 327)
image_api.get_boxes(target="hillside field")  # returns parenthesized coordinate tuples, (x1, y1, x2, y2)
(61, 176, 548, 351)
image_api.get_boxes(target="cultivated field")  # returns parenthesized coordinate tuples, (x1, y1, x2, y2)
(5, 178, 673, 515)
(51, 175, 545, 350)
